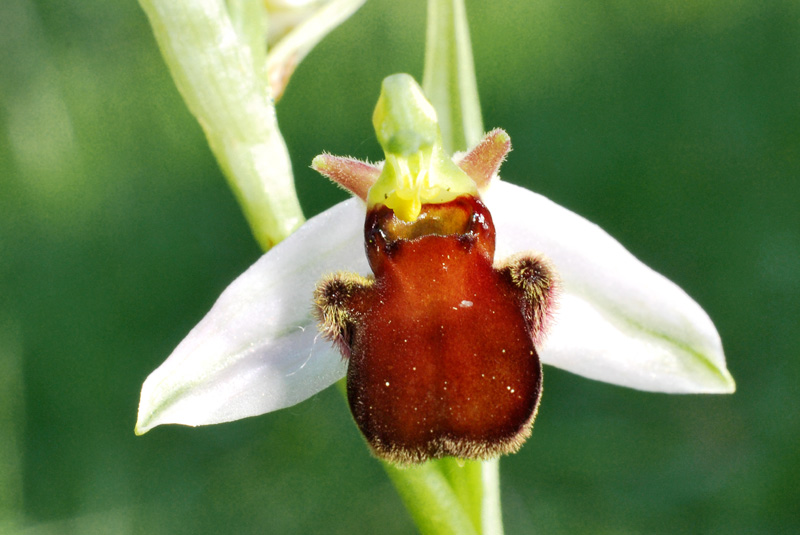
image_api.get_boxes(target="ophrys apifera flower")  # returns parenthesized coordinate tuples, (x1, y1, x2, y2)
(135, 74, 734, 465)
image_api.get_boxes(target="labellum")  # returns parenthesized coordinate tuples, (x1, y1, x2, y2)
(313, 74, 558, 464)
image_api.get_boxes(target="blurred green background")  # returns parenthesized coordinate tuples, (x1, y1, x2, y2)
(2, 0, 798, 533)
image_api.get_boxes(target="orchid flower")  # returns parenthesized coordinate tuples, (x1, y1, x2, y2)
(135, 74, 735, 443)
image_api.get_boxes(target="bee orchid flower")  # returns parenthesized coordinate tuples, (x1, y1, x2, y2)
(135, 75, 735, 458)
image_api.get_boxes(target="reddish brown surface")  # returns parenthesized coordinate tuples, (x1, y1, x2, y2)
(344, 197, 541, 462)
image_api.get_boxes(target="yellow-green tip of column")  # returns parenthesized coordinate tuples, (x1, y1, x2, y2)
(367, 74, 478, 222)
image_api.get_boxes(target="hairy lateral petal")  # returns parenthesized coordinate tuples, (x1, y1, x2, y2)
(135, 199, 368, 434)
(484, 181, 734, 393)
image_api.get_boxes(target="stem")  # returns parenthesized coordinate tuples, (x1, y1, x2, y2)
(422, 0, 483, 154)
(383, 462, 479, 535)
(479, 458, 504, 535)
(138, 0, 305, 249)
(438, 458, 484, 530)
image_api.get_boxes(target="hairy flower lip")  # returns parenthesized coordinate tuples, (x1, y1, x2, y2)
(135, 180, 733, 435)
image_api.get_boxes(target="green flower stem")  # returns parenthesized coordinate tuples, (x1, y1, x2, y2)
(422, 0, 483, 154)
(479, 458, 504, 535)
(383, 461, 479, 535)
(438, 458, 483, 530)
(138, 0, 305, 250)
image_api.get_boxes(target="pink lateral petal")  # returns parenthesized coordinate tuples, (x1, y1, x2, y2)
(311, 153, 381, 201)
(456, 129, 512, 189)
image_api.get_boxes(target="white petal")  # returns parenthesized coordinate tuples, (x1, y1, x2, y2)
(484, 181, 734, 393)
(135, 199, 368, 434)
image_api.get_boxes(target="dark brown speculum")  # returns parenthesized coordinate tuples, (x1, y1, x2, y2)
(315, 195, 557, 464)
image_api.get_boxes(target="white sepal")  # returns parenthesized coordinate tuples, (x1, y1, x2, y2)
(135, 200, 367, 434)
(484, 181, 734, 393)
